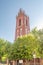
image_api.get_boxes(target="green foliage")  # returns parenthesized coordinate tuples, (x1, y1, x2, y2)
(2, 54, 8, 62)
(31, 28, 43, 58)
(8, 33, 40, 60)
(0, 39, 11, 61)
(38, 29, 43, 58)
(0, 28, 43, 61)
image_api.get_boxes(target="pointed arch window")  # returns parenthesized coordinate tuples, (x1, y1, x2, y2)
(26, 19, 28, 26)
(19, 19, 21, 26)
(25, 28, 27, 34)
(20, 28, 22, 36)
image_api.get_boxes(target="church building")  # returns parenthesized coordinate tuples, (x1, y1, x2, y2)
(15, 9, 30, 40)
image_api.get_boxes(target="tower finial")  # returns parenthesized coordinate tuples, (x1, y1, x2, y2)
(19, 8, 22, 12)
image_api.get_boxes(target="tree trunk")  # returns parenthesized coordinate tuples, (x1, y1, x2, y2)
(7, 59, 9, 65)
(13, 60, 16, 65)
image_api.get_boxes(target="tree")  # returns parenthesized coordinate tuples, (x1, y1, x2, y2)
(0, 38, 12, 62)
(8, 33, 40, 60)
(38, 29, 43, 58)
(31, 28, 43, 58)
(0, 39, 5, 61)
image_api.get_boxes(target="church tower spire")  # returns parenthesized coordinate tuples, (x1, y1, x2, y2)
(15, 9, 30, 40)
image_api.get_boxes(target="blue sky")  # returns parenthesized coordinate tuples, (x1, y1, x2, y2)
(0, 0, 43, 42)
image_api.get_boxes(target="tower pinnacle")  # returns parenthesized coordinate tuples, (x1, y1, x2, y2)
(15, 9, 30, 40)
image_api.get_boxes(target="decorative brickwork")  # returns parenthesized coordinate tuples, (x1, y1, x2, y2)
(15, 9, 30, 40)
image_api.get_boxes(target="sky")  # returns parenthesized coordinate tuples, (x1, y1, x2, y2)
(0, 0, 43, 42)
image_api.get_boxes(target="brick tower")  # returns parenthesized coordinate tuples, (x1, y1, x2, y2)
(15, 9, 30, 40)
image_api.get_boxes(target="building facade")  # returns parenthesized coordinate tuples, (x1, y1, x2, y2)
(15, 9, 30, 40)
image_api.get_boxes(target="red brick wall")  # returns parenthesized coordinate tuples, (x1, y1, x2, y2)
(15, 9, 30, 40)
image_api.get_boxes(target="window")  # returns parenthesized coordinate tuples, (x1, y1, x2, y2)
(20, 28, 22, 36)
(25, 28, 27, 34)
(19, 19, 21, 26)
(17, 30, 19, 38)
(26, 19, 27, 26)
